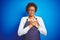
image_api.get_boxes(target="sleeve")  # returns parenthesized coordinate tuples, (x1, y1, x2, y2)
(18, 17, 30, 36)
(37, 17, 47, 36)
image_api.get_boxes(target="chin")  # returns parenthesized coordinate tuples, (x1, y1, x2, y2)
(29, 14, 34, 16)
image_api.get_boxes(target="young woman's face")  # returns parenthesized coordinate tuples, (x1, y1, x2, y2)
(27, 6, 35, 16)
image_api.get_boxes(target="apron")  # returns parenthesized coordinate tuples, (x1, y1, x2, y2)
(23, 18, 40, 40)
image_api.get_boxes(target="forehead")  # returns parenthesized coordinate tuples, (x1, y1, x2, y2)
(28, 6, 35, 9)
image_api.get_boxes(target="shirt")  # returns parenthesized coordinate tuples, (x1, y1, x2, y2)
(18, 16, 47, 36)
(23, 19, 40, 40)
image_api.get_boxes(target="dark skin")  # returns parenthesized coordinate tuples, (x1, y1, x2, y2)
(27, 6, 39, 29)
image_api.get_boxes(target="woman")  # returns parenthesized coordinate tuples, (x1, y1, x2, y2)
(18, 3, 47, 40)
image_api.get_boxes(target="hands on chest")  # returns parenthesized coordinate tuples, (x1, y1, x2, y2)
(28, 18, 39, 29)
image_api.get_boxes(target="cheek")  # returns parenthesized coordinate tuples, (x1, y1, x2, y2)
(31, 10, 35, 13)
(32, 11, 35, 13)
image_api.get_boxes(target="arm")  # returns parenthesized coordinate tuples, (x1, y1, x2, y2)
(18, 17, 31, 36)
(37, 17, 47, 36)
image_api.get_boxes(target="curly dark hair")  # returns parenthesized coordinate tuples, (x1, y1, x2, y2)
(26, 3, 37, 13)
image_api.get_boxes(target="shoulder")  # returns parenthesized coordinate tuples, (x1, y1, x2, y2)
(21, 16, 28, 21)
(35, 16, 43, 20)
(35, 16, 44, 22)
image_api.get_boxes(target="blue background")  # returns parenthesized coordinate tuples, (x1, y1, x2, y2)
(0, 0, 60, 40)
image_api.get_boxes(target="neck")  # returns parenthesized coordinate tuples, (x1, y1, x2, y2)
(28, 15, 35, 19)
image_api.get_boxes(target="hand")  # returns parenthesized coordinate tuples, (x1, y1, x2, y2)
(29, 21, 39, 28)
(33, 21, 39, 28)
(28, 24, 33, 29)
(28, 21, 34, 29)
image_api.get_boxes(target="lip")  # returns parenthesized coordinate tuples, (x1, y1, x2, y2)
(29, 13, 34, 14)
